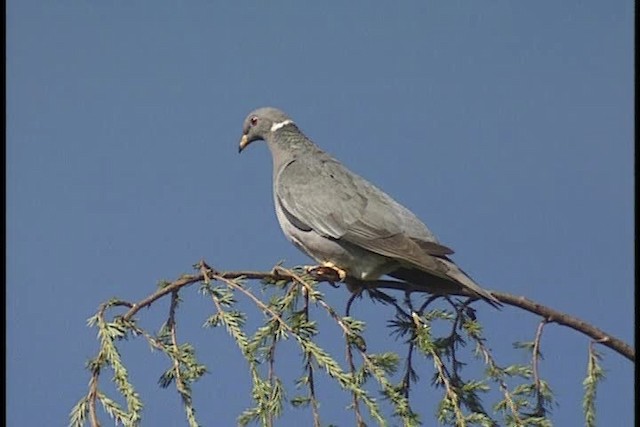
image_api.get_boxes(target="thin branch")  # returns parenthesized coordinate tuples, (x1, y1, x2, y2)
(280, 268, 353, 338)
(88, 369, 101, 427)
(302, 288, 322, 427)
(532, 320, 547, 415)
(345, 290, 360, 317)
(346, 335, 366, 427)
(401, 342, 416, 399)
(122, 275, 200, 321)
(116, 263, 633, 362)
(168, 291, 185, 395)
(447, 303, 464, 380)
(212, 274, 291, 332)
(343, 288, 366, 426)
(432, 349, 467, 426)
(473, 336, 524, 425)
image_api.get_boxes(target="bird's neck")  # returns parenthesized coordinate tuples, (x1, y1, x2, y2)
(266, 129, 321, 162)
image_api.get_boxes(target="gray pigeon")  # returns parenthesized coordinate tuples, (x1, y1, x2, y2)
(238, 107, 501, 307)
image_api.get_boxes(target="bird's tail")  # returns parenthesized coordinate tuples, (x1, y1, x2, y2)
(389, 263, 502, 309)
(437, 258, 502, 308)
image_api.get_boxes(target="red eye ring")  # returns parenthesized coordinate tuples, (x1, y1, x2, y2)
(250, 116, 258, 126)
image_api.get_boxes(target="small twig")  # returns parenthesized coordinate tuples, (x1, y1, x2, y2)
(367, 288, 412, 319)
(417, 294, 442, 314)
(445, 299, 477, 386)
(213, 274, 292, 333)
(122, 276, 200, 321)
(267, 338, 277, 385)
(86, 301, 117, 427)
(473, 338, 524, 425)
(447, 303, 466, 379)
(88, 369, 101, 427)
(281, 268, 353, 337)
(335, 282, 366, 425)
(267, 344, 275, 427)
(401, 342, 416, 399)
(432, 350, 467, 426)
(532, 319, 548, 415)
(345, 335, 365, 427)
(345, 290, 360, 317)
(307, 363, 321, 427)
(302, 288, 321, 427)
(168, 291, 185, 394)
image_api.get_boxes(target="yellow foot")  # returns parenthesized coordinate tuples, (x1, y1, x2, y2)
(305, 263, 348, 282)
(321, 262, 348, 281)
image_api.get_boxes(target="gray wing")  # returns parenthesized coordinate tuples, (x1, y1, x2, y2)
(275, 155, 454, 270)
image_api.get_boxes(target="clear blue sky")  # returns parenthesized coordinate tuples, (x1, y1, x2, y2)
(7, 1, 633, 426)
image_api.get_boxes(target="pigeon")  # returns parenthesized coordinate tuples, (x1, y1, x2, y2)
(238, 107, 501, 307)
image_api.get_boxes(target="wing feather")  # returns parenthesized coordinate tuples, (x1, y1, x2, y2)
(276, 155, 454, 269)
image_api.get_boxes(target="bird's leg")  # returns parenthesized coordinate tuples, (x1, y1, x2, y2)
(305, 262, 348, 283)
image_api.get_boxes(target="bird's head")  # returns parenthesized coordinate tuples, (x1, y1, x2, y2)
(239, 107, 295, 153)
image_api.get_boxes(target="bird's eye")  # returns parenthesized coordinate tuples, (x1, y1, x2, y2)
(250, 116, 258, 126)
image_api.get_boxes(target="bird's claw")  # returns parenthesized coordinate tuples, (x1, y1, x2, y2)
(305, 263, 347, 283)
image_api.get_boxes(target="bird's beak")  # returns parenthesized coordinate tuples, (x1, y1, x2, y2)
(238, 134, 250, 153)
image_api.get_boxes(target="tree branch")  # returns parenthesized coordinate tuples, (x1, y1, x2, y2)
(118, 262, 634, 362)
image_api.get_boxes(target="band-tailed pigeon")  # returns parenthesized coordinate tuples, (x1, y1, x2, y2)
(238, 107, 501, 307)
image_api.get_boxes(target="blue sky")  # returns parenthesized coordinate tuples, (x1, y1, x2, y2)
(7, 1, 633, 426)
